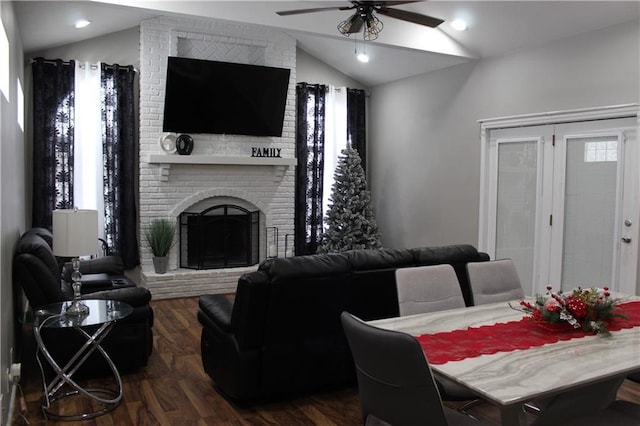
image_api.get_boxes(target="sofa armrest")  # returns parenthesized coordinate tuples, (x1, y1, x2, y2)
(62, 255, 124, 282)
(80, 286, 152, 307)
(198, 294, 233, 333)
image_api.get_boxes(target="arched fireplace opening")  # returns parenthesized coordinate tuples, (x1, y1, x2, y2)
(179, 204, 260, 269)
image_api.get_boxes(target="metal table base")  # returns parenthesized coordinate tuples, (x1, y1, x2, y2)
(33, 300, 131, 421)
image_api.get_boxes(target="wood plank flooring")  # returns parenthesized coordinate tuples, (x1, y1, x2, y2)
(11, 297, 640, 425)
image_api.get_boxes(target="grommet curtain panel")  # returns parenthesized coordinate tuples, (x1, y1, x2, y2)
(32, 58, 75, 228)
(31, 58, 139, 269)
(101, 63, 139, 269)
(295, 83, 326, 256)
(347, 88, 367, 172)
(294, 83, 367, 256)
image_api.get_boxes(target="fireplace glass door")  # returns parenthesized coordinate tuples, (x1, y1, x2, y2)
(180, 205, 259, 269)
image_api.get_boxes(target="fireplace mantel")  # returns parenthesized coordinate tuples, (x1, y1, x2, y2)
(147, 155, 297, 181)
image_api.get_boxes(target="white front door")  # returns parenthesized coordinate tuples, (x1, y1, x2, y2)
(481, 112, 638, 296)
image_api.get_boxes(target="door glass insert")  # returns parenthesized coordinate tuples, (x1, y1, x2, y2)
(561, 136, 618, 290)
(495, 140, 538, 296)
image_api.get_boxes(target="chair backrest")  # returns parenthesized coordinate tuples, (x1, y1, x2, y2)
(395, 264, 466, 316)
(340, 312, 448, 426)
(467, 259, 525, 305)
(13, 233, 68, 309)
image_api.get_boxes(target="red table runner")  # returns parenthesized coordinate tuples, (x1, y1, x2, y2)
(416, 301, 640, 365)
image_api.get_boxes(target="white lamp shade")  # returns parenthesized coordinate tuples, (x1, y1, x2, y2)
(52, 209, 99, 257)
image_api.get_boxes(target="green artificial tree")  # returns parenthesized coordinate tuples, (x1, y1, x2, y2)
(317, 146, 383, 253)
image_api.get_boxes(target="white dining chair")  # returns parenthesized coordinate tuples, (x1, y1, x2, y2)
(466, 259, 525, 305)
(395, 264, 466, 316)
(395, 264, 481, 411)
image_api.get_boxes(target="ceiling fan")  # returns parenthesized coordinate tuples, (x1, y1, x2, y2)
(276, 1, 444, 41)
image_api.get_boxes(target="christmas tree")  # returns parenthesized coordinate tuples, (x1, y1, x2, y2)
(317, 146, 383, 253)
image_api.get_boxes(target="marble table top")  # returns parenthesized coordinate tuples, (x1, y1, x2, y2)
(368, 296, 640, 407)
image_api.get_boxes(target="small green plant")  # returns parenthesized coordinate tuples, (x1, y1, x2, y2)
(145, 218, 176, 257)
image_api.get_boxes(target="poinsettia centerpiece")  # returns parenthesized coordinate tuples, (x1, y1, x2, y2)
(514, 286, 624, 334)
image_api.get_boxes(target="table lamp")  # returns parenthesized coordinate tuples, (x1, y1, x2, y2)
(52, 208, 99, 315)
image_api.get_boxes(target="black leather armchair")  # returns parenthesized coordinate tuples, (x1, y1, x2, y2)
(13, 227, 154, 374)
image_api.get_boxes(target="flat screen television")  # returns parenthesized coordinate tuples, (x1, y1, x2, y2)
(162, 57, 291, 137)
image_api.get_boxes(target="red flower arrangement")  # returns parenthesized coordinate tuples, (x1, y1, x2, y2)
(514, 286, 624, 334)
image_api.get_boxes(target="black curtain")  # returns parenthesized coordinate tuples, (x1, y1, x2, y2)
(31, 58, 76, 228)
(295, 83, 326, 256)
(101, 63, 139, 269)
(347, 88, 367, 172)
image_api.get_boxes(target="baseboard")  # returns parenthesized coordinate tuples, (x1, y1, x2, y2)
(6, 382, 20, 424)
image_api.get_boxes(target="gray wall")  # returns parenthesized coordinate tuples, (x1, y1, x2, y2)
(296, 47, 368, 90)
(29, 26, 140, 67)
(369, 19, 639, 249)
(0, 1, 26, 423)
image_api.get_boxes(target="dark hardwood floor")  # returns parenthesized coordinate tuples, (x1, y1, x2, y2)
(11, 297, 640, 425)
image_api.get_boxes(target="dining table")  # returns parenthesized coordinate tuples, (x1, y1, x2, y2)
(367, 295, 640, 425)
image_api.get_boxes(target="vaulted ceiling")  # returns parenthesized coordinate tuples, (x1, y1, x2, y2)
(14, 1, 640, 86)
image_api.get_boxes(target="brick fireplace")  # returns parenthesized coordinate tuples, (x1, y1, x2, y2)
(139, 15, 296, 299)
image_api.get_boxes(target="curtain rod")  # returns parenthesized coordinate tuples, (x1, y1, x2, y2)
(29, 58, 72, 66)
(29, 58, 138, 73)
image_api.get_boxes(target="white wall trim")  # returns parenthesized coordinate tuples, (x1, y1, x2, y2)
(478, 103, 640, 130)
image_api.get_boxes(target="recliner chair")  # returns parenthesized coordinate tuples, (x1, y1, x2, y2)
(13, 227, 154, 374)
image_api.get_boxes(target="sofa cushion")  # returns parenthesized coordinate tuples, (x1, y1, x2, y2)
(346, 247, 415, 271)
(343, 248, 414, 320)
(260, 253, 351, 340)
(259, 254, 354, 396)
(412, 244, 484, 264)
(261, 252, 350, 281)
(15, 233, 60, 282)
(25, 227, 54, 247)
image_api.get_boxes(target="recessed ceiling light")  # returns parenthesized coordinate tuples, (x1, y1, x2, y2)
(75, 20, 91, 29)
(451, 19, 467, 31)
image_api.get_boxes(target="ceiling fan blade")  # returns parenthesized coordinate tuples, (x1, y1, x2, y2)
(370, 1, 422, 6)
(276, 6, 349, 16)
(377, 6, 444, 28)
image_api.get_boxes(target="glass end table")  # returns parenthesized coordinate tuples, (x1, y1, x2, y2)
(33, 299, 133, 420)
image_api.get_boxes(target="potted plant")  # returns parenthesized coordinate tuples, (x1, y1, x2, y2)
(145, 218, 176, 274)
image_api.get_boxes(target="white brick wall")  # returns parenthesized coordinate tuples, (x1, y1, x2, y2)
(139, 15, 296, 299)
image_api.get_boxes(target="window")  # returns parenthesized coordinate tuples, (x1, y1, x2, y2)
(584, 140, 617, 162)
(0, 19, 9, 101)
(17, 78, 24, 131)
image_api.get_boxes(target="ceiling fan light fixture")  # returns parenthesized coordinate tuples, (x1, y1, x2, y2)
(337, 18, 353, 36)
(363, 14, 383, 41)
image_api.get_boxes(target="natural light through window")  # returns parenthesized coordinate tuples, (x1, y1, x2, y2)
(584, 140, 617, 162)
(17, 78, 24, 131)
(0, 19, 9, 102)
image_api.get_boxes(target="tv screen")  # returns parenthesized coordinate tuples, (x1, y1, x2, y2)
(162, 57, 291, 137)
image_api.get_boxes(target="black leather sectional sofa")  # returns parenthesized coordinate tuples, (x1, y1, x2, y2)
(198, 244, 489, 402)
